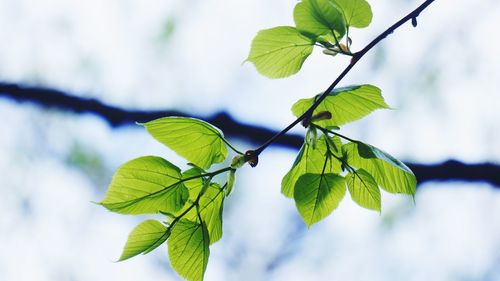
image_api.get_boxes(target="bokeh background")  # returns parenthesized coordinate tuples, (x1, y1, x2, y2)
(1, 0, 499, 280)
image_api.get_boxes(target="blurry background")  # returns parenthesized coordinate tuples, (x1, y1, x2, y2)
(1, 0, 499, 280)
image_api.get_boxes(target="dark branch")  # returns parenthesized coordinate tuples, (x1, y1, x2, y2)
(1, 82, 499, 188)
(0, 82, 303, 148)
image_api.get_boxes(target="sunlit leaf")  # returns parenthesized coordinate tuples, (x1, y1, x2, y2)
(119, 220, 169, 261)
(226, 170, 236, 196)
(185, 184, 224, 244)
(246, 26, 314, 78)
(168, 220, 210, 281)
(346, 169, 381, 211)
(142, 117, 228, 169)
(292, 84, 389, 127)
(182, 167, 205, 202)
(294, 0, 346, 39)
(343, 142, 416, 195)
(334, 0, 373, 28)
(294, 173, 346, 227)
(282, 135, 342, 198)
(99, 156, 188, 214)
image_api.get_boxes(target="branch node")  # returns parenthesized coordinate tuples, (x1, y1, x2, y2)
(411, 17, 418, 27)
(244, 150, 259, 168)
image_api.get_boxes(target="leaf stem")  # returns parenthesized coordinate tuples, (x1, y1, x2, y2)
(252, 0, 435, 157)
(205, 166, 235, 178)
(315, 125, 358, 143)
(222, 138, 244, 155)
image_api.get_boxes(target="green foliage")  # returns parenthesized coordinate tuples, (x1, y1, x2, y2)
(119, 220, 169, 261)
(99, 156, 188, 214)
(182, 184, 225, 244)
(294, 173, 346, 227)
(281, 135, 342, 198)
(294, 0, 346, 38)
(291, 84, 390, 127)
(245, 26, 314, 78)
(343, 142, 417, 194)
(246, 0, 374, 78)
(142, 117, 228, 169)
(334, 0, 373, 28)
(226, 170, 236, 196)
(346, 169, 381, 211)
(99, 1, 424, 280)
(100, 117, 239, 281)
(168, 219, 210, 281)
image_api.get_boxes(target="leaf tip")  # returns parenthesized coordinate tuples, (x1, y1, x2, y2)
(92, 200, 104, 206)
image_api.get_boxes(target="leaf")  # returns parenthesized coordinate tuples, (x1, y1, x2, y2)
(99, 156, 189, 214)
(294, 0, 346, 39)
(226, 170, 236, 196)
(182, 167, 206, 202)
(343, 142, 416, 195)
(142, 117, 228, 169)
(185, 184, 225, 244)
(168, 219, 210, 281)
(291, 84, 389, 127)
(294, 173, 346, 227)
(333, 0, 373, 28)
(281, 135, 342, 198)
(246, 26, 314, 78)
(346, 169, 381, 211)
(119, 220, 169, 261)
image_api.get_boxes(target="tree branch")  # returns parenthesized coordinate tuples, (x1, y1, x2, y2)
(1, 82, 499, 188)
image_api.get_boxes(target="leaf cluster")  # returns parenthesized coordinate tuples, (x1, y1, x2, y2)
(283, 85, 415, 226)
(99, 117, 241, 281)
(246, 0, 373, 78)
(97, 1, 426, 280)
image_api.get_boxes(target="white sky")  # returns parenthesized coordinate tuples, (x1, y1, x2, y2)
(1, 0, 499, 280)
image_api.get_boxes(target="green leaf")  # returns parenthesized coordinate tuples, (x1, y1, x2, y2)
(343, 142, 416, 195)
(168, 219, 210, 281)
(182, 168, 205, 202)
(246, 26, 314, 78)
(294, 173, 346, 227)
(226, 170, 236, 196)
(185, 184, 225, 244)
(119, 220, 169, 261)
(346, 169, 381, 211)
(333, 0, 373, 28)
(142, 117, 228, 169)
(294, 0, 346, 39)
(99, 156, 188, 214)
(281, 135, 342, 198)
(291, 84, 389, 127)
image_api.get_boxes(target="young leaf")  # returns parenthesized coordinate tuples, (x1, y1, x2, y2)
(294, 173, 346, 227)
(226, 169, 236, 196)
(99, 156, 188, 214)
(343, 142, 416, 195)
(294, 0, 346, 39)
(346, 169, 381, 211)
(119, 220, 169, 261)
(334, 0, 373, 28)
(182, 167, 205, 202)
(246, 26, 314, 78)
(292, 84, 389, 127)
(185, 184, 225, 244)
(142, 117, 228, 169)
(168, 219, 210, 281)
(281, 135, 342, 198)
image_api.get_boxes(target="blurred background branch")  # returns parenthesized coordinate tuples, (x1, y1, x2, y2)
(2, 82, 499, 187)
